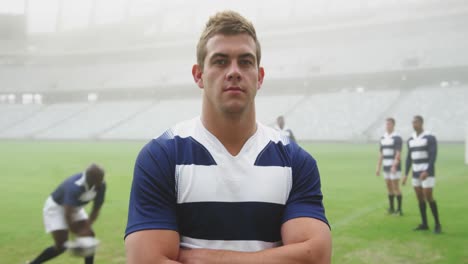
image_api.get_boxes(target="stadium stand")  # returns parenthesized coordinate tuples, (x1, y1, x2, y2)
(0, 86, 466, 141)
(36, 101, 154, 139)
(100, 98, 201, 140)
(286, 90, 401, 141)
(0, 103, 89, 138)
(367, 86, 468, 142)
(0, 104, 44, 132)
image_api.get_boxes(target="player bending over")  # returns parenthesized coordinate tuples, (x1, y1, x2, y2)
(28, 163, 106, 263)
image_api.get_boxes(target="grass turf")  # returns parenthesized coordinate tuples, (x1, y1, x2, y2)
(0, 140, 466, 263)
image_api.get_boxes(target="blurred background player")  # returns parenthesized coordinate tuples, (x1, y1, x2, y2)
(376, 117, 403, 215)
(402, 115, 442, 234)
(275, 115, 296, 142)
(28, 163, 106, 264)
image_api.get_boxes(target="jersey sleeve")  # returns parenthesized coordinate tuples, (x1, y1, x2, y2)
(427, 135, 438, 173)
(125, 138, 178, 239)
(405, 139, 412, 176)
(93, 183, 106, 209)
(282, 145, 329, 228)
(395, 136, 403, 152)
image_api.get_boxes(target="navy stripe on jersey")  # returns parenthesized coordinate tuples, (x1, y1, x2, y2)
(412, 159, 430, 164)
(379, 134, 402, 172)
(125, 118, 328, 251)
(405, 133, 437, 178)
(172, 135, 217, 166)
(255, 140, 291, 167)
(177, 202, 283, 242)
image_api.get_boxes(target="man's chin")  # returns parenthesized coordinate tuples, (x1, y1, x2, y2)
(221, 103, 249, 115)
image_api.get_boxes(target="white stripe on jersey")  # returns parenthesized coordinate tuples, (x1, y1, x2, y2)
(382, 148, 395, 156)
(176, 164, 292, 204)
(180, 236, 282, 252)
(383, 159, 394, 166)
(411, 151, 429, 160)
(409, 138, 428, 148)
(413, 163, 429, 172)
(380, 137, 395, 147)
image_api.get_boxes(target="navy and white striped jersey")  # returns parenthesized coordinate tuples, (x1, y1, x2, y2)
(405, 131, 437, 178)
(125, 117, 328, 252)
(379, 132, 403, 172)
(51, 173, 106, 208)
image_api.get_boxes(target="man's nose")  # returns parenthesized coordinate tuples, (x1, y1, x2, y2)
(227, 62, 241, 81)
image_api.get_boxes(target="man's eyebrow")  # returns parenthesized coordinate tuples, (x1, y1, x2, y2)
(209, 53, 229, 60)
(239, 53, 255, 59)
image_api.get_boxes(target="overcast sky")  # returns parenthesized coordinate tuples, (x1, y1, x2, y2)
(0, 0, 418, 33)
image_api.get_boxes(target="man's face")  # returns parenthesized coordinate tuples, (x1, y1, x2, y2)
(193, 34, 264, 115)
(412, 118, 422, 131)
(385, 120, 394, 133)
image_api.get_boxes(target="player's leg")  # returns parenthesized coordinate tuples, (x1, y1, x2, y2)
(29, 197, 68, 263)
(384, 173, 395, 213)
(29, 230, 68, 264)
(413, 181, 429, 230)
(71, 206, 96, 264)
(72, 220, 95, 264)
(422, 177, 441, 233)
(392, 177, 403, 215)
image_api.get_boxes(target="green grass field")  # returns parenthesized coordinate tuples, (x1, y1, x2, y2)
(0, 140, 467, 263)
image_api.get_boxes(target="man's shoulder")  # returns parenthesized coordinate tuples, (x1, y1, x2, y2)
(259, 123, 313, 161)
(423, 132, 436, 140)
(66, 173, 84, 187)
(140, 117, 215, 166)
(260, 122, 293, 145)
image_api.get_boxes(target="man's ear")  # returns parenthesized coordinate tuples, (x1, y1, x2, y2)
(257, 66, 265, 90)
(192, 64, 204, 89)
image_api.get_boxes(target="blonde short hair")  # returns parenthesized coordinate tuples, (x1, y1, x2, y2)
(196, 10, 261, 70)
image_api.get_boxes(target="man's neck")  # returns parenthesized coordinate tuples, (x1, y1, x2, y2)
(201, 106, 257, 156)
(415, 129, 424, 136)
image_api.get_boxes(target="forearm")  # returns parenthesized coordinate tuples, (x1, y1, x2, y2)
(376, 155, 383, 171)
(393, 152, 401, 167)
(128, 256, 181, 264)
(64, 206, 78, 233)
(405, 153, 411, 176)
(89, 208, 100, 224)
(427, 141, 437, 173)
(180, 239, 330, 264)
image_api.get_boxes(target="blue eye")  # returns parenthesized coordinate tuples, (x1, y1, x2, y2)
(240, 59, 253, 65)
(214, 59, 227, 65)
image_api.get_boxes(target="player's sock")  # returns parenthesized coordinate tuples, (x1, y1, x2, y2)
(85, 255, 94, 264)
(388, 194, 395, 212)
(418, 201, 428, 226)
(429, 200, 441, 226)
(30, 246, 65, 264)
(397, 194, 402, 211)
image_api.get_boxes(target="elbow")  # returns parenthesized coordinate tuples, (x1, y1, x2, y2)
(302, 234, 332, 264)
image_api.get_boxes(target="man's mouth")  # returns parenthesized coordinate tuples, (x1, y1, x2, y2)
(224, 86, 244, 93)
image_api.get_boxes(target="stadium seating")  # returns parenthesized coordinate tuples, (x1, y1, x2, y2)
(367, 86, 468, 141)
(0, 103, 89, 138)
(0, 104, 44, 132)
(36, 101, 154, 139)
(0, 86, 466, 141)
(100, 98, 201, 140)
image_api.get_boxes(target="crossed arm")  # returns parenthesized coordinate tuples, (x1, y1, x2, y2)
(125, 217, 331, 264)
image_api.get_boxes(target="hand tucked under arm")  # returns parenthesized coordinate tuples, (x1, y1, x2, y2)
(126, 229, 182, 264)
(178, 217, 331, 264)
